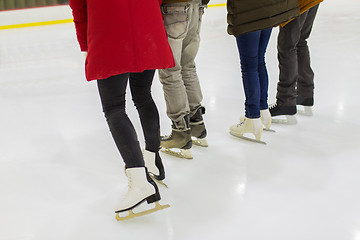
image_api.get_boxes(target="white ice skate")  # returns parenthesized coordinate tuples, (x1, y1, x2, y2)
(230, 116, 265, 144)
(271, 115, 298, 124)
(115, 167, 170, 221)
(297, 106, 313, 116)
(260, 109, 275, 132)
(143, 150, 168, 188)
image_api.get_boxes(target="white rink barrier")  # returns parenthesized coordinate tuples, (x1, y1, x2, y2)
(0, 5, 72, 29)
(0, 2, 226, 30)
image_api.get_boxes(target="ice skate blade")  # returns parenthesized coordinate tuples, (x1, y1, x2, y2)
(271, 115, 297, 125)
(150, 175, 168, 188)
(230, 132, 266, 145)
(191, 137, 208, 147)
(297, 106, 313, 116)
(116, 201, 170, 221)
(263, 128, 275, 132)
(160, 147, 193, 159)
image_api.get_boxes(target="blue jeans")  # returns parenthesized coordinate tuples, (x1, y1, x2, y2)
(236, 28, 272, 118)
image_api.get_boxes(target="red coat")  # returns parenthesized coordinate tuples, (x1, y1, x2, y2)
(69, 0, 175, 81)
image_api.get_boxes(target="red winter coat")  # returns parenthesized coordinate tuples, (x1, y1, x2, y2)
(69, 0, 175, 81)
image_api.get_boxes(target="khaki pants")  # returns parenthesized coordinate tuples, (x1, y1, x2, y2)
(159, 0, 205, 130)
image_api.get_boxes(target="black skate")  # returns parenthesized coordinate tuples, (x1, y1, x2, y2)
(190, 106, 208, 147)
(296, 96, 313, 116)
(269, 103, 297, 124)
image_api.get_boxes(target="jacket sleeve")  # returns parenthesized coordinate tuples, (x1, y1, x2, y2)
(69, 0, 88, 51)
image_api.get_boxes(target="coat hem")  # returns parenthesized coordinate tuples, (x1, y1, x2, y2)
(85, 63, 175, 81)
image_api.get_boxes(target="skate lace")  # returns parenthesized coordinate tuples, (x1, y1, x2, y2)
(161, 135, 170, 141)
(161, 133, 173, 141)
(237, 118, 246, 126)
(269, 103, 277, 109)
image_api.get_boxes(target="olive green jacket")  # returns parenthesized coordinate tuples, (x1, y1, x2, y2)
(227, 0, 300, 36)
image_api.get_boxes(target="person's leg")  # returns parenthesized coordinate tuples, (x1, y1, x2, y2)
(270, 13, 309, 120)
(230, 31, 263, 142)
(98, 74, 166, 218)
(158, 2, 193, 157)
(296, 4, 319, 104)
(92, 1, 174, 217)
(236, 30, 261, 119)
(129, 70, 165, 180)
(258, 28, 272, 111)
(181, 0, 204, 114)
(181, 0, 208, 146)
(129, 70, 159, 152)
(276, 15, 303, 106)
(97, 73, 144, 168)
(257, 28, 273, 129)
(159, 2, 191, 131)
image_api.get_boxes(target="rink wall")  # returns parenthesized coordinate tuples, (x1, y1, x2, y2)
(0, 1, 226, 30)
(0, 0, 68, 11)
(0, 5, 72, 29)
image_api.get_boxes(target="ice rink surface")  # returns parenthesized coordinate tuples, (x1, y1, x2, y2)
(1, 1, 360, 239)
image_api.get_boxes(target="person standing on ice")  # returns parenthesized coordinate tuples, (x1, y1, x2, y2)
(269, 0, 323, 123)
(69, 0, 175, 220)
(227, 0, 300, 143)
(158, 0, 210, 159)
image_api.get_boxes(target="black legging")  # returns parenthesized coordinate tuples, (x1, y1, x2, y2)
(97, 70, 160, 168)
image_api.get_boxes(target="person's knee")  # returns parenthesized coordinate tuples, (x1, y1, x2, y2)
(133, 95, 153, 109)
(103, 103, 126, 120)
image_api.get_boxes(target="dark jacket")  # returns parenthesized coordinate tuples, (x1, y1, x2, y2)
(227, 0, 300, 36)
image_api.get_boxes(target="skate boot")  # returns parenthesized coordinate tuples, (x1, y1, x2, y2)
(296, 96, 313, 116)
(115, 167, 170, 221)
(230, 116, 265, 144)
(260, 108, 274, 132)
(160, 129, 193, 159)
(269, 103, 297, 124)
(143, 150, 168, 188)
(190, 106, 208, 147)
